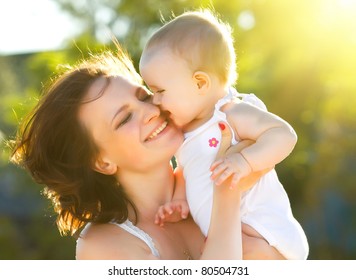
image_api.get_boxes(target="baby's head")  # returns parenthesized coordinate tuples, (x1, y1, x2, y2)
(140, 9, 237, 88)
(139, 10, 237, 130)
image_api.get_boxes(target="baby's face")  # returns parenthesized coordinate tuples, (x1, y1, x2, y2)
(139, 48, 206, 131)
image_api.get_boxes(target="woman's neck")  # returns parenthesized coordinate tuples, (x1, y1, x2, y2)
(117, 163, 175, 222)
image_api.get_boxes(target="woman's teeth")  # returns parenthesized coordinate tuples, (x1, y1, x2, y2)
(147, 121, 168, 141)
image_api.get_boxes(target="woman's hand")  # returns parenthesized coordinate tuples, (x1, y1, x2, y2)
(201, 122, 245, 259)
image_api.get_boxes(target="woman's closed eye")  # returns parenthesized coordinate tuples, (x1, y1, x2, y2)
(115, 113, 132, 129)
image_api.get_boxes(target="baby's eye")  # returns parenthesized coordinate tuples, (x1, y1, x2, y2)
(156, 89, 165, 94)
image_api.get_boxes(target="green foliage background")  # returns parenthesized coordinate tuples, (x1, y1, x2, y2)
(1, 0, 355, 259)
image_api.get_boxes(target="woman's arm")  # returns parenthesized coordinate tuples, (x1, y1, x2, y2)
(200, 122, 281, 260)
(199, 123, 248, 259)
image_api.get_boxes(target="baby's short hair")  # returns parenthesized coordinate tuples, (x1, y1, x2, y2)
(143, 9, 237, 86)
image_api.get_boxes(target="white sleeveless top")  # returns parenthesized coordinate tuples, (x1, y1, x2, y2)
(112, 220, 160, 258)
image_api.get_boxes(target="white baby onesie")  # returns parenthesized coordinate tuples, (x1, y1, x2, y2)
(175, 89, 309, 259)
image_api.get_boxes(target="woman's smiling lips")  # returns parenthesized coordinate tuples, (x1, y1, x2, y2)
(145, 121, 168, 142)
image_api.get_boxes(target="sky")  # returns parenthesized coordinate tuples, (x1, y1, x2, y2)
(0, 0, 81, 55)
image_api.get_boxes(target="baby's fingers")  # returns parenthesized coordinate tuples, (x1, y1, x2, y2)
(155, 206, 167, 226)
(179, 203, 189, 219)
(163, 203, 175, 215)
(154, 213, 163, 226)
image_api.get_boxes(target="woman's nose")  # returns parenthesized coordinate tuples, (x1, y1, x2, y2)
(143, 102, 160, 124)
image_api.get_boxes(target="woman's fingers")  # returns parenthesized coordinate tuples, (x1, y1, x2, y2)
(214, 169, 233, 185)
(210, 158, 223, 172)
(215, 122, 232, 160)
(230, 172, 243, 189)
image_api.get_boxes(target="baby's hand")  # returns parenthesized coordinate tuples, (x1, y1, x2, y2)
(210, 153, 252, 189)
(154, 200, 190, 227)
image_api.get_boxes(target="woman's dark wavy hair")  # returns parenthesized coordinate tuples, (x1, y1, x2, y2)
(11, 44, 142, 237)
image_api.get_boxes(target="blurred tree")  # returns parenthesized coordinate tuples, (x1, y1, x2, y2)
(0, 51, 78, 259)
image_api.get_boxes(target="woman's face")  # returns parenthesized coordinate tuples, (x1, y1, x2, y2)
(78, 76, 183, 174)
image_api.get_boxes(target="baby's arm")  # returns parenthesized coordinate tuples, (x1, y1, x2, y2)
(211, 100, 297, 188)
(154, 166, 190, 226)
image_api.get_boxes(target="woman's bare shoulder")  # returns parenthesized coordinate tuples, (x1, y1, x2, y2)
(76, 222, 157, 260)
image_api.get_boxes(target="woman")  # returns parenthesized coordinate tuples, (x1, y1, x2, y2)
(11, 44, 284, 259)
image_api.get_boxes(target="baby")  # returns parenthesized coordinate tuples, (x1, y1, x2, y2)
(139, 9, 309, 259)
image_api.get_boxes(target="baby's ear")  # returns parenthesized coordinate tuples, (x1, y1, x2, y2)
(93, 156, 117, 175)
(193, 71, 210, 91)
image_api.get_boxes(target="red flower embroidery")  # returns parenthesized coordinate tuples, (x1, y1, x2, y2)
(208, 137, 219, 147)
